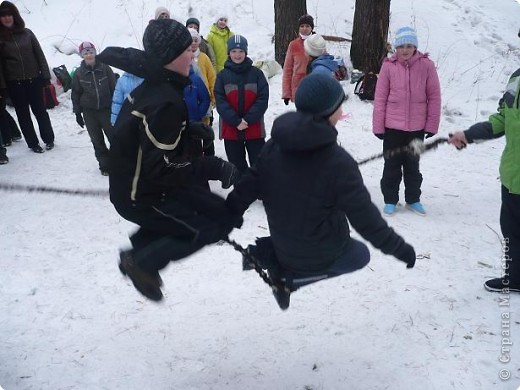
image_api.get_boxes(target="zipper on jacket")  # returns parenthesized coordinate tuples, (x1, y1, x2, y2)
(12, 32, 26, 80)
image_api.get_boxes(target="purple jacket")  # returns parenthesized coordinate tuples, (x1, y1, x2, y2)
(372, 51, 441, 135)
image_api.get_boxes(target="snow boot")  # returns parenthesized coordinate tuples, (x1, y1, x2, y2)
(272, 285, 291, 311)
(484, 278, 520, 293)
(119, 250, 163, 301)
(383, 203, 396, 215)
(406, 202, 426, 215)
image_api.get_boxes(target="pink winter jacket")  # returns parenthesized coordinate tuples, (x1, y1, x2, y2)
(372, 51, 441, 135)
(282, 36, 310, 102)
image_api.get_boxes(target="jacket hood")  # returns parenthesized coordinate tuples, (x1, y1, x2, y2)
(271, 111, 338, 152)
(311, 54, 337, 72)
(210, 23, 231, 37)
(387, 50, 429, 67)
(0, 0, 25, 35)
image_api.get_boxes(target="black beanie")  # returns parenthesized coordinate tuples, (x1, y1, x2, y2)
(298, 14, 314, 29)
(186, 17, 200, 29)
(143, 19, 192, 65)
(295, 73, 346, 118)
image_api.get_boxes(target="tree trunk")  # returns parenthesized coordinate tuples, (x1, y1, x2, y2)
(274, 0, 307, 66)
(350, 0, 391, 73)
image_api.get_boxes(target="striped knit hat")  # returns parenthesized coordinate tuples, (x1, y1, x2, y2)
(227, 35, 248, 54)
(394, 27, 418, 48)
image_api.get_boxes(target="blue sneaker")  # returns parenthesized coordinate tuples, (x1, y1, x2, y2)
(383, 204, 396, 215)
(406, 202, 426, 215)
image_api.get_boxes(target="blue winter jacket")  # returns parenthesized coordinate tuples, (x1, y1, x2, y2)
(184, 66, 210, 121)
(111, 72, 144, 125)
(309, 54, 337, 77)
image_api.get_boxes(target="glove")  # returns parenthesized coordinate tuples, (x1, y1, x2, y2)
(220, 161, 239, 189)
(394, 243, 416, 268)
(186, 121, 214, 141)
(374, 133, 384, 140)
(75, 112, 85, 128)
(425, 132, 435, 139)
(283, 98, 290, 106)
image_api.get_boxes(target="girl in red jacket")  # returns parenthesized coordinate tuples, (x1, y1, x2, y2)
(372, 27, 441, 216)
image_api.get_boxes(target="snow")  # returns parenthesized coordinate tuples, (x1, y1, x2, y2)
(1, 0, 519, 389)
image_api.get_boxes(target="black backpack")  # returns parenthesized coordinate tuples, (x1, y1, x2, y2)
(354, 72, 378, 101)
(52, 65, 72, 92)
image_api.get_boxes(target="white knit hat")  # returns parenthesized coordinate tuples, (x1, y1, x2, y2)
(304, 34, 327, 57)
(188, 27, 200, 44)
(154, 7, 170, 20)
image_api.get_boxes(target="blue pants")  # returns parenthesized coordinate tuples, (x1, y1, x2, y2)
(279, 239, 370, 290)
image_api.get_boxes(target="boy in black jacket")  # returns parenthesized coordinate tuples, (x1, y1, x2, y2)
(226, 73, 416, 309)
(97, 19, 239, 302)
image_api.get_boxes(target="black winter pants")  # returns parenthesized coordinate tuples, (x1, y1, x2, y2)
(83, 108, 113, 171)
(0, 97, 22, 144)
(501, 186, 520, 283)
(7, 78, 54, 148)
(114, 187, 235, 273)
(224, 138, 265, 175)
(380, 128, 424, 205)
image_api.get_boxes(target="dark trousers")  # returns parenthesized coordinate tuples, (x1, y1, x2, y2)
(83, 108, 113, 171)
(224, 138, 265, 175)
(114, 187, 235, 273)
(279, 239, 370, 290)
(381, 128, 424, 204)
(0, 97, 22, 144)
(501, 186, 520, 283)
(7, 78, 54, 148)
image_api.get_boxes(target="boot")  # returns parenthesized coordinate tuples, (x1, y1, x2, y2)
(118, 250, 163, 301)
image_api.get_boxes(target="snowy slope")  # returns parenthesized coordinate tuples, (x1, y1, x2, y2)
(1, 0, 519, 389)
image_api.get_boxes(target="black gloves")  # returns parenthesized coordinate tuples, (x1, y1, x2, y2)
(375, 133, 384, 140)
(75, 113, 84, 128)
(394, 243, 416, 268)
(425, 132, 435, 139)
(220, 161, 239, 189)
(186, 121, 214, 141)
(283, 98, 290, 106)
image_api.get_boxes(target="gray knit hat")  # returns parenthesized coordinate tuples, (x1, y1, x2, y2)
(295, 73, 346, 118)
(143, 19, 192, 65)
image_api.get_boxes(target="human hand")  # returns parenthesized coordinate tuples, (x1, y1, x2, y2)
(75, 112, 85, 128)
(394, 243, 416, 268)
(283, 98, 290, 106)
(448, 132, 467, 150)
(425, 132, 435, 139)
(374, 133, 384, 140)
(237, 119, 248, 131)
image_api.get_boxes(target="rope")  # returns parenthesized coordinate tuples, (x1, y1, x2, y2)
(223, 237, 290, 293)
(0, 182, 109, 198)
(357, 137, 449, 165)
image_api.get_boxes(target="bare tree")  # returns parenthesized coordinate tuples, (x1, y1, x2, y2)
(274, 0, 307, 66)
(350, 0, 391, 73)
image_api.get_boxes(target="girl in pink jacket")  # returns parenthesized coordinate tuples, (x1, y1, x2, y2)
(372, 27, 441, 216)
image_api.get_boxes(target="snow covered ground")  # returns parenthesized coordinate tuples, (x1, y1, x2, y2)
(1, 0, 519, 389)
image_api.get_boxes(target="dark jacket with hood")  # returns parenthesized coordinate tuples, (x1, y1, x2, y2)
(227, 111, 409, 273)
(0, 1, 51, 86)
(96, 47, 214, 207)
(71, 60, 116, 113)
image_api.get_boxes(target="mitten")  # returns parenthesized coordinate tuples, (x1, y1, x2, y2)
(186, 121, 214, 141)
(220, 161, 239, 189)
(394, 243, 416, 268)
(283, 98, 290, 106)
(75, 113, 85, 128)
(425, 132, 435, 139)
(374, 133, 384, 140)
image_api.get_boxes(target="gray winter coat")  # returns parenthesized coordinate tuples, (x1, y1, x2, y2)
(71, 60, 116, 114)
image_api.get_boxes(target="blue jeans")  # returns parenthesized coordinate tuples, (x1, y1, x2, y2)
(279, 238, 370, 289)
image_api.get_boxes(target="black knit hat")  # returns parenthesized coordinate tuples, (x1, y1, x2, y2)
(298, 14, 314, 29)
(186, 17, 200, 29)
(295, 73, 346, 118)
(143, 19, 192, 65)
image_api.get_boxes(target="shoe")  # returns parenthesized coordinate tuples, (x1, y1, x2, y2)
(220, 161, 239, 189)
(118, 250, 163, 301)
(383, 203, 396, 215)
(484, 278, 520, 293)
(406, 202, 426, 215)
(242, 245, 255, 271)
(0, 153, 8, 164)
(12, 135, 22, 141)
(100, 169, 109, 176)
(3, 140, 12, 147)
(272, 285, 291, 310)
(45, 142, 54, 150)
(31, 145, 44, 153)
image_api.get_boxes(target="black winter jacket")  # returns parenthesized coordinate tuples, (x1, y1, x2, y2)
(227, 111, 408, 273)
(71, 60, 116, 113)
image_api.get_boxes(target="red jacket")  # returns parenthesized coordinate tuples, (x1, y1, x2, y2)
(282, 36, 310, 102)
